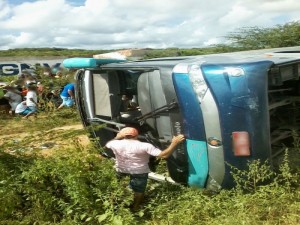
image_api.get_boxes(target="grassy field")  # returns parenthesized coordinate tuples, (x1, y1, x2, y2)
(0, 107, 299, 225)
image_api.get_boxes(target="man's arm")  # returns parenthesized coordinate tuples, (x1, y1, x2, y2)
(158, 134, 185, 159)
(29, 97, 37, 106)
(68, 89, 74, 98)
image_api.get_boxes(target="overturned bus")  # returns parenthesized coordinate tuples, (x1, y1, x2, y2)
(63, 47, 300, 190)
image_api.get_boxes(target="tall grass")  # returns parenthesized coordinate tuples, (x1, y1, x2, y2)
(0, 110, 299, 225)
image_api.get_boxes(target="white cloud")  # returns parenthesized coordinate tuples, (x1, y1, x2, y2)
(0, 0, 298, 50)
(0, 1, 10, 19)
(219, 5, 254, 27)
(240, 0, 300, 13)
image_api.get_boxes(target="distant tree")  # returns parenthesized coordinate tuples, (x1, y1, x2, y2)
(223, 21, 300, 50)
(0, 48, 108, 57)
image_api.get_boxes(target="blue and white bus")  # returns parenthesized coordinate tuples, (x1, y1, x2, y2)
(63, 47, 300, 190)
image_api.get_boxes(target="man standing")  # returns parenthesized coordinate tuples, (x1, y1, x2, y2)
(105, 127, 185, 211)
(57, 83, 75, 109)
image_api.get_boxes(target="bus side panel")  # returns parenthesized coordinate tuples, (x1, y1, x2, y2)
(173, 72, 208, 187)
(202, 61, 273, 188)
(138, 69, 189, 184)
(160, 68, 189, 184)
(186, 139, 209, 188)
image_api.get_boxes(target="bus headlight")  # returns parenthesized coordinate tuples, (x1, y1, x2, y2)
(188, 64, 208, 102)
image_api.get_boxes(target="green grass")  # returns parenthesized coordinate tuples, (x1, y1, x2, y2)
(0, 109, 299, 225)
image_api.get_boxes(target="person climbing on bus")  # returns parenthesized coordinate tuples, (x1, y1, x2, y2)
(105, 127, 185, 212)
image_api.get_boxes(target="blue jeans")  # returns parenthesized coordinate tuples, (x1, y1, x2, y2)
(60, 96, 74, 107)
(19, 108, 32, 116)
(117, 172, 148, 193)
(27, 106, 37, 113)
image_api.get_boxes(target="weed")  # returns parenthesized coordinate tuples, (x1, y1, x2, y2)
(228, 159, 275, 192)
(275, 149, 299, 191)
(0, 101, 299, 224)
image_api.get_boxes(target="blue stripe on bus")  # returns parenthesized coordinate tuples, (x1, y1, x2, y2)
(63, 57, 126, 68)
(186, 139, 208, 188)
(172, 73, 206, 140)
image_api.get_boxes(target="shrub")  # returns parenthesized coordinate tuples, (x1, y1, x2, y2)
(0, 102, 299, 224)
(0, 143, 138, 224)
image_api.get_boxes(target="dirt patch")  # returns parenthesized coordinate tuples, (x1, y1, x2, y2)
(0, 124, 83, 142)
(0, 123, 91, 157)
(50, 124, 83, 131)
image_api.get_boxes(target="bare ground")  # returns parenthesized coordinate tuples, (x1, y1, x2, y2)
(0, 117, 91, 156)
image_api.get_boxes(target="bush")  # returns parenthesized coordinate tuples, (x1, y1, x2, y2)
(0, 105, 299, 224)
(0, 143, 138, 224)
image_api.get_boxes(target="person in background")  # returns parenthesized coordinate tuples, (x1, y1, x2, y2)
(24, 74, 37, 87)
(23, 84, 38, 119)
(105, 127, 185, 211)
(21, 86, 28, 98)
(57, 83, 75, 109)
(55, 71, 63, 78)
(16, 70, 37, 88)
(120, 94, 138, 112)
(46, 89, 61, 107)
(42, 67, 52, 77)
(3, 85, 22, 115)
(36, 82, 45, 97)
(15, 101, 31, 117)
(0, 84, 11, 114)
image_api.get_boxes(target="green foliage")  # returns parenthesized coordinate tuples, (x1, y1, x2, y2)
(0, 75, 16, 83)
(142, 47, 223, 59)
(228, 159, 275, 192)
(1, 137, 299, 224)
(0, 48, 108, 58)
(144, 155, 300, 225)
(275, 149, 299, 190)
(0, 144, 137, 224)
(0, 152, 31, 219)
(1, 103, 300, 225)
(222, 20, 300, 50)
(229, 151, 298, 193)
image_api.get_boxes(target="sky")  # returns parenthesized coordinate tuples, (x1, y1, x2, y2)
(0, 0, 299, 50)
